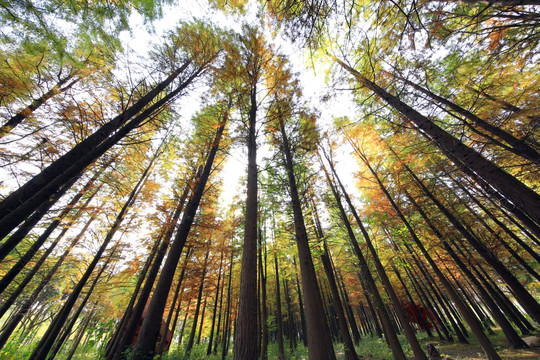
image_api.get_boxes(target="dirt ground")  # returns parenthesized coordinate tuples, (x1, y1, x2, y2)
(430, 335, 540, 360)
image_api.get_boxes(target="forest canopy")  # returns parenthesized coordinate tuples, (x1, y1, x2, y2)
(0, 1, 538, 360)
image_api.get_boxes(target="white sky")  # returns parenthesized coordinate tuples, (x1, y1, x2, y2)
(118, 0, 362, 207)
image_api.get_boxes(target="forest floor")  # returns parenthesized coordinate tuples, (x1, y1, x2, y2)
(432, 335, 540, 360)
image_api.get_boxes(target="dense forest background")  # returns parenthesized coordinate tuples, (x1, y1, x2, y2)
(0, 0, 538, 359)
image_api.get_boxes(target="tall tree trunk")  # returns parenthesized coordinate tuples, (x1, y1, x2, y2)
(0, 61, 202, 235)
(258, 227, 269, 360)
(0, 172, 81, 259)
(109, 183, 191, 360)
(0, 160, 108, 290)
(322, 150, 427, 360)
(0, 207, 99, 350)
(132, 113, 227, 360)
(277, 118, 336, 360)
(321, 158, 407, 359)
(222, 250, 235, 360)
(157, 247, 191, 355)
(274, 255, 286, 360)
(185, 248, 211, 355)
(406, 190, 527, 348)
(292, 257, 307, 347)
(234, 84, 259, 360)
(402, 161, 540, 323)
(338, 59, 540, 226)
(390, 72, 540, 164)
(207, 251, 224, 356)
(28, 147, 153, 360)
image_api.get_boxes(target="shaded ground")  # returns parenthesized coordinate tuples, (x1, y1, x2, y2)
(425, 332, 540, 360)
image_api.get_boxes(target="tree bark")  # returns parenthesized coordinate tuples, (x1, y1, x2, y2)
(0, 61, 203, 236)
(338, 59, 540, 226)
(274, 255, 286, 360)
(403, 162, 540, 323)
(131, 113, 226, 360)
(234, 84, 259, 360)
(323, 149, 427, 360)
(185, 248, 211, 355)
(28, 146, 152, 360)
(278, 117, 336, 360)
(390, 71, 540, 165)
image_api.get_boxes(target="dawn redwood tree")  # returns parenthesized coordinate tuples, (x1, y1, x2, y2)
(108, 182, 192, 360)
(27, 138, 157, 360)
(387, 71, 540, 165)
(311, 202, 359, 360)
(232, 25, 274, 360)
(0, 21, 223, 237)
(320, 161, 407, 360)
(348, 143, 503, 360)
(321, 147, 427, 360)
(131, 104, 228, 360)
(337, 60, 540, 227)
(267, 70, 337, 357)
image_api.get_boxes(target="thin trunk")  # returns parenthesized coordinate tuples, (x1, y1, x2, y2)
(403, 161, 540, 323)
(0, 173, 81, 260)
(338, 60, 540, 226)
(28, 151, 151, 360)
(132, 114, 227, 360)
(110, 183, 191, 360)
(274, 255, 286, 360)
(64, 308, 95, 360)
(185, 248, 211, 355)
(0, 208, 99, 350)
(207, 251, 224, 355)
(321, 159, 406, 359)
(221, 250, 234, 360)
(0, 72, 79, 137)
(323, 150, 427, 360)
(157, 248, 191, 355)
(258, 227, 269, 360)
(0, 169, 104, 294)
(360, 155, 501, 358)
(292, 257, 307, 347)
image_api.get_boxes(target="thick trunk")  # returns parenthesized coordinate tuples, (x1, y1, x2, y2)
(339, 60, 540, 226)
(278, 119, 336, 360)
(132, 115, 226, 360)
(234, 85, 259, 360)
